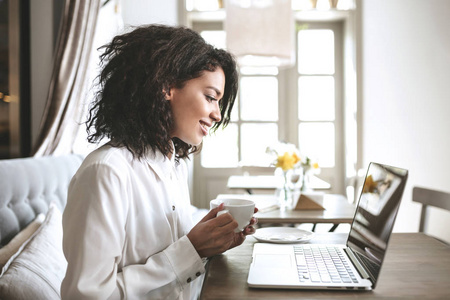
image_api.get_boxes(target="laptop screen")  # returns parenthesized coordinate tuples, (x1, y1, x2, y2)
(346, 162, 408, 288)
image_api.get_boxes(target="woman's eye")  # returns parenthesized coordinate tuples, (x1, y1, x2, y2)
(206, 95, 217, 102)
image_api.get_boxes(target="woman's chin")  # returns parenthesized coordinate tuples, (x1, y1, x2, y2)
(192, 139, 203, 147)
(176, 136, 203, 147)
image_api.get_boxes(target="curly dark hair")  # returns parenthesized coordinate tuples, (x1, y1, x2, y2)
(86, 24, 238, 160)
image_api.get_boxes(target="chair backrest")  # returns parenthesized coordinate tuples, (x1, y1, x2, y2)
(412, 186, 450, 233)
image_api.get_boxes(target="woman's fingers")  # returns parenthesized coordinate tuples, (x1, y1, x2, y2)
(199, 203, 225, 222)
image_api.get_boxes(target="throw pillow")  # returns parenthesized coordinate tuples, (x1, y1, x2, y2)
(0, 214, 45, 271)
(0, 204, 67, 300)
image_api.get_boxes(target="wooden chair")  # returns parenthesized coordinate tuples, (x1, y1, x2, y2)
(412, 186, 450, 233)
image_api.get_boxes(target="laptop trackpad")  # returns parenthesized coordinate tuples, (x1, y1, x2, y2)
(254, 254, 292, 268)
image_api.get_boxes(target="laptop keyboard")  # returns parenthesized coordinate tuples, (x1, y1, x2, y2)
(294, 245, 359, 284)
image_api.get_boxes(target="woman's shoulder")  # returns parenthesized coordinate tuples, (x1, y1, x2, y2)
(79, 144, 135, 173)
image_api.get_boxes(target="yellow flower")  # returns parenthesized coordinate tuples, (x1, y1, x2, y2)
(293, 152, 301, 165)
(275, 152, 300, 171)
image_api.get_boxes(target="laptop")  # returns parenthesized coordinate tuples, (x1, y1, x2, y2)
(247, 162, 408, 290)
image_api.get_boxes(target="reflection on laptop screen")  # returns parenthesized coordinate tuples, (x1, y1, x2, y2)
(347, 163, 408, 287)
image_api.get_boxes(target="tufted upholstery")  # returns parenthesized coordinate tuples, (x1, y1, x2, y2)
(0, 154, 83, 247)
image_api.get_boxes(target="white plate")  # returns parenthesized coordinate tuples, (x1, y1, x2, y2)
(253, 227, 314, 244)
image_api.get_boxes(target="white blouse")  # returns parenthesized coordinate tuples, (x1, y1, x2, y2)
(61, 144, 205, 299)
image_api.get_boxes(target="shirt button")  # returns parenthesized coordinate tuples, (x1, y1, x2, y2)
(172, 205, 175, 211)
(196, 272, 201, 277)
(187, 277, 192, 283)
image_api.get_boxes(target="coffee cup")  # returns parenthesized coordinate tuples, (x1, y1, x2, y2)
(210, 198, 255, 232)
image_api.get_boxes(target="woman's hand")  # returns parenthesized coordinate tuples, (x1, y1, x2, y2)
(244, 210, 258, 236)
(187, 204, 258, 258)
(229, 208, 258, 250)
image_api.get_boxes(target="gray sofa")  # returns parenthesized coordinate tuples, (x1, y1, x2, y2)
(0, 154, 83, 300)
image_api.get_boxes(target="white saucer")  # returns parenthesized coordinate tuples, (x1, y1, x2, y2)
(253, 227, 314, 244)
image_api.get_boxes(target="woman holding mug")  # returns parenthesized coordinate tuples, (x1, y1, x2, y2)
(61, 24, 257, 299)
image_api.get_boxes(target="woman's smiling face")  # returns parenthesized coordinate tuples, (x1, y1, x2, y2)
(167, 68, 225, 146)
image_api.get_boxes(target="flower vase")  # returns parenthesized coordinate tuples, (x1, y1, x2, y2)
(301, 170, 313, 192)
(278, 171, 293, 211)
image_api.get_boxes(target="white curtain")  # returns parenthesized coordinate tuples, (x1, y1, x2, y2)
(33, 0, 101, 156)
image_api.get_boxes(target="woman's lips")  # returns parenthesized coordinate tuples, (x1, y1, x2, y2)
(200, 121, 209, 135)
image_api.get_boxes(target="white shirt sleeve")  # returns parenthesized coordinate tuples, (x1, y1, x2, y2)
(61, 156, 205, 299)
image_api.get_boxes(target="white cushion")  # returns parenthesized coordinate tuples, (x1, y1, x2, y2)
(0, 204, 66, 300)
(0, 214, 45, 271)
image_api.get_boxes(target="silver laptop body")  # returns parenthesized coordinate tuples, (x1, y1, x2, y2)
(248, 162, 408, 290)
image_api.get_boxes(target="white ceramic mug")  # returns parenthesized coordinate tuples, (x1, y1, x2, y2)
(210, 198, 255, 232)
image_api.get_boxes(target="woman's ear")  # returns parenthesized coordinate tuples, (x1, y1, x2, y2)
(164, 88, 173, 101)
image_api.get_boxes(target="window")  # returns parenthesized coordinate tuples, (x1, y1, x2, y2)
(297, 27, 338, 168)
(184, 1, 357, 208)
(196, 27, 281, 168)
(195, 23, 343, 167)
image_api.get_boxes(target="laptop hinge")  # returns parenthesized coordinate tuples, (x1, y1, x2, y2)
(344, 248, 371, 280)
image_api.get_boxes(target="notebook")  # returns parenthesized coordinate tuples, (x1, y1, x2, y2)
(247, 162, 408, 290)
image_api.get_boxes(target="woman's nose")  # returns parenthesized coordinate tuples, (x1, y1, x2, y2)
(210, 102, 222, 123)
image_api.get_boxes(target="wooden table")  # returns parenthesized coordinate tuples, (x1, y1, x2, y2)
(217, 194, 356, 229)
(200, 233, 450, 299)
(227, 175, 331, 194)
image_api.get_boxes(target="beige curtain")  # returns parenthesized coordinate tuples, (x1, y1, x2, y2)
(33, 0, 100, 156)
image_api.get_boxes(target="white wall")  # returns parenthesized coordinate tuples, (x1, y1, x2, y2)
(360, 0, 450, 242)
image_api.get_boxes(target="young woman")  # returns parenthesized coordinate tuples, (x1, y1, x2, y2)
(61, 24, 257, 299)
